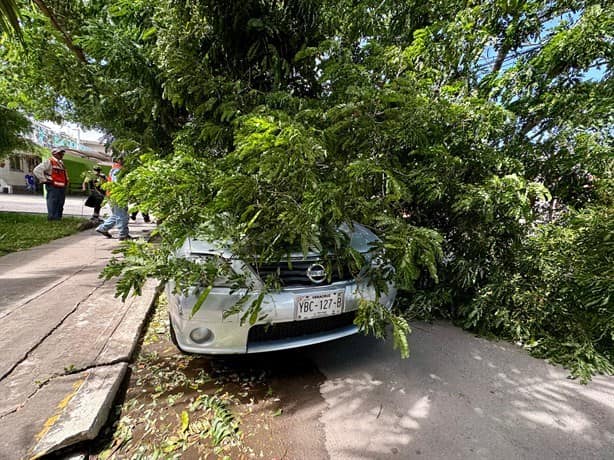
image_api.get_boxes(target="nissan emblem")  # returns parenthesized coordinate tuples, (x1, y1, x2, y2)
(306, 263, 327, 284)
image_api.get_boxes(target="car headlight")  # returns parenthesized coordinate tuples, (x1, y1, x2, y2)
(371, 253, 385, 267)
(186, 253, 234, 288)
(367, 249, 395, 280)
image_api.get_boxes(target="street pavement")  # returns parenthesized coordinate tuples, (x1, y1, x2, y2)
(0, 193, 110, 219)
(301, 325, 614, 460)
(0, 196, 157, 459)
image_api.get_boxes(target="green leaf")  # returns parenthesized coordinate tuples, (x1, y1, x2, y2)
(191, 286, 212, 318)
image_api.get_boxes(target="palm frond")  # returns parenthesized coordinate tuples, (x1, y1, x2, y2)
(0, 0, 21, 37)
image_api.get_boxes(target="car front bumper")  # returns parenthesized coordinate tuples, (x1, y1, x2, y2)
(166, 280, 397, 354)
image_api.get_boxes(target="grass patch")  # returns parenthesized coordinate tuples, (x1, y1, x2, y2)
(0, 212, 86, 256)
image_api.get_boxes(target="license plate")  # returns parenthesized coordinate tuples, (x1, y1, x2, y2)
(294, 290, 345, 320)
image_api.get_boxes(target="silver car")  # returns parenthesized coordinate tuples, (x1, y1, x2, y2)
(166, 223, 397, 354)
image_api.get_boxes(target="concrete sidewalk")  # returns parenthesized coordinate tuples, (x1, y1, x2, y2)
(0, 220, 158, 459)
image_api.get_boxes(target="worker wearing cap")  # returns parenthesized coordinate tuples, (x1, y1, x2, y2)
(33, 147, 70, 220)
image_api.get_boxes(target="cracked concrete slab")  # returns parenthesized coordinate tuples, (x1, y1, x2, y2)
(0, 363, 127, 460)
(29, 363, 128, 459)
(0, 223, 157, 460)
(0, 264, 106, 379)
(0, 279, 157, 458)
(0, 279, 158, 418)
(97, 280, 158, 364)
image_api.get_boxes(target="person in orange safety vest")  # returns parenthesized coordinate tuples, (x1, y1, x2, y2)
(33, 147, 70, 220)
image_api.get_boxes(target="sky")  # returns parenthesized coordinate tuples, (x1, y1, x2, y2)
(40, 121, 105, 143)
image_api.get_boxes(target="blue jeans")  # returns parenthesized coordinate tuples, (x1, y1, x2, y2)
(45, 184, 66, 220)
(96, 204, 129, 238)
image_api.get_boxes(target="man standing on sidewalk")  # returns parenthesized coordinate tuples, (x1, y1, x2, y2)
(96, 158, 132, 240)
(33, 147, 69, 220)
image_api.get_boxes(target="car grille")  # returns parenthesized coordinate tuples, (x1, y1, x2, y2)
(247, 311, 357, 343)
(253, 259, 353, 286)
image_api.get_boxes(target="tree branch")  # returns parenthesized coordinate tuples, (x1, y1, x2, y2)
(492, 43, 511, 74)
(32, 0, 87, 63)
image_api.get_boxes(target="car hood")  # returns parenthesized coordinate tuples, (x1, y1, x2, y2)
(184, 222, 379, 258)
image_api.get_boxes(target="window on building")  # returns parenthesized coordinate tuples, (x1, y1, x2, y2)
(9, 156, 23, 172)
(25, 156, 40, 173)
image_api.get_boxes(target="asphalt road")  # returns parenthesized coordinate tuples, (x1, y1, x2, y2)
(301, 324, 614, 460)
(0, 192, 109, 217)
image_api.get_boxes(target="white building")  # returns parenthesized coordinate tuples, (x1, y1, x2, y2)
(0, 122, 109, 194)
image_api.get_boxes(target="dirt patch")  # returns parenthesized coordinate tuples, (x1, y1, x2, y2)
(82, 295, 328, 459)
